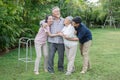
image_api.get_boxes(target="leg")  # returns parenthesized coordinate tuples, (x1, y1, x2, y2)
(34, 43, 42, 73)
(65, 46, 69, 61)
(67, 45, 77, 73)
(80, 43, 83, 56)
(43, 43, 48, 72)
(48, 43, 56, 73)
(81, 40, 92, 73)
(57, 44, 65, 71)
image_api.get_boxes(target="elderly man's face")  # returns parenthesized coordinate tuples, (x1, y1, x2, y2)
(52, 8, 60, 18)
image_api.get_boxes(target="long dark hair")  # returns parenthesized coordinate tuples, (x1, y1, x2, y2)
(45, 14, 52, 23)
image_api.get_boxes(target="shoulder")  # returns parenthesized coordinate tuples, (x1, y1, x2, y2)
(60, 17, 64, 19)
(60, 17, 64, 21)
(80, 23, 87, 30)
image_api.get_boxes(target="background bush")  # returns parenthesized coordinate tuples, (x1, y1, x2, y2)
(0, 0, 119, 52)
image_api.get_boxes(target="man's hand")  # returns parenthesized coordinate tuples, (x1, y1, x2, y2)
(42, 23, 48, 28)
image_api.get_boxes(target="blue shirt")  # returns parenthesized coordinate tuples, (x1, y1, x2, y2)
(75, 23, 92, 44)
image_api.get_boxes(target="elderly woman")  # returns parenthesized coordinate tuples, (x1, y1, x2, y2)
(59, 16, 78, 75)
(64, 16, 92, 74)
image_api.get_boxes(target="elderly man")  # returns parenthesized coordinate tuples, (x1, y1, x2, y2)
(47, 6, 65, 74)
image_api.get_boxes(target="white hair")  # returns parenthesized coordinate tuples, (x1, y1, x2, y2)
(66, 16, 73, 23)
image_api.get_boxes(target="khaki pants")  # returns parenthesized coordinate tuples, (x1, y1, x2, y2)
(80, 40, 92, 72)
(34, 43, 48, 72)
(65, 45, 78, 72)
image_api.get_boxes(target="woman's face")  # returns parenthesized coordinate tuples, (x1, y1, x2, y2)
(47, 16, 53, 25)
(64, 18, 70, 26)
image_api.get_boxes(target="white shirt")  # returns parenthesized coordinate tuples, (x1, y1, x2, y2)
(62, 24, 78, 47)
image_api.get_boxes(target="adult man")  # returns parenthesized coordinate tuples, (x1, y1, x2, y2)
(47, 6, 65, 74)
(64, 16, 92, 74)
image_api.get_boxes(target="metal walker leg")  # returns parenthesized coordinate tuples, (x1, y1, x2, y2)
(18, 37, 34, 70)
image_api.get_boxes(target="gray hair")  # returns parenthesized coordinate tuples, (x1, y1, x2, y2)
(66, 16, 73, 23)
(52, 6, 60, 12)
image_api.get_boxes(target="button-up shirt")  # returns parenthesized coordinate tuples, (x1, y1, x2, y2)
(48, 17, 64, 44)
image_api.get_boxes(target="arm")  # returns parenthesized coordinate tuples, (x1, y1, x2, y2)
(63, 35, 79, 41)
(46, 32, 59, 37)
(58, 32, 79, 41)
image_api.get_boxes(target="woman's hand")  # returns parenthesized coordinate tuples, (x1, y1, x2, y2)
(57, 32, 64, 36)
(42, 23, 48, 28)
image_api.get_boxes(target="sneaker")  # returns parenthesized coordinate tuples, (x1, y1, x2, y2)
(34, 71, 39, 75)
(80, 71, 85, 74)
(58, 69, 64, 72)
(48, 70, 54, 74)
(65, 72, 71, 75)
(50, 72, 54, 74)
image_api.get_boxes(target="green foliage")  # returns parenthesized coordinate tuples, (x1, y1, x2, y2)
(0, 1, 24, 50)
(0, 0, 57, 51)
(0, 0, 120, 51)
(101, 0, 120, 27)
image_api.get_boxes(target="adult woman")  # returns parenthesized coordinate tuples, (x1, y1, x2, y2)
(34, 15, 59, 75)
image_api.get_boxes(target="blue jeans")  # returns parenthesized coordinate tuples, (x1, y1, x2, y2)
(48, 42, 65, 73)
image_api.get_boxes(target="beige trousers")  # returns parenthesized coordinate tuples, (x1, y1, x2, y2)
(80, 40, 92, 72)
(65, 45, 78, 73)
(34, 43, 48, 72)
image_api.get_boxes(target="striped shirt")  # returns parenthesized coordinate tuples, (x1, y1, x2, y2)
(34, 26, 50, 45)
(48, 17, 64, 44)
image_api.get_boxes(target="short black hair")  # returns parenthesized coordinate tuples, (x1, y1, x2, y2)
(72, 16, 82, 24)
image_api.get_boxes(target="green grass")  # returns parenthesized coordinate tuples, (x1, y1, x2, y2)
(0, 29, 120, 80)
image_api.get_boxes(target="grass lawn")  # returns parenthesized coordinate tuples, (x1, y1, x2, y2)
(0, 29, 120, 80)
